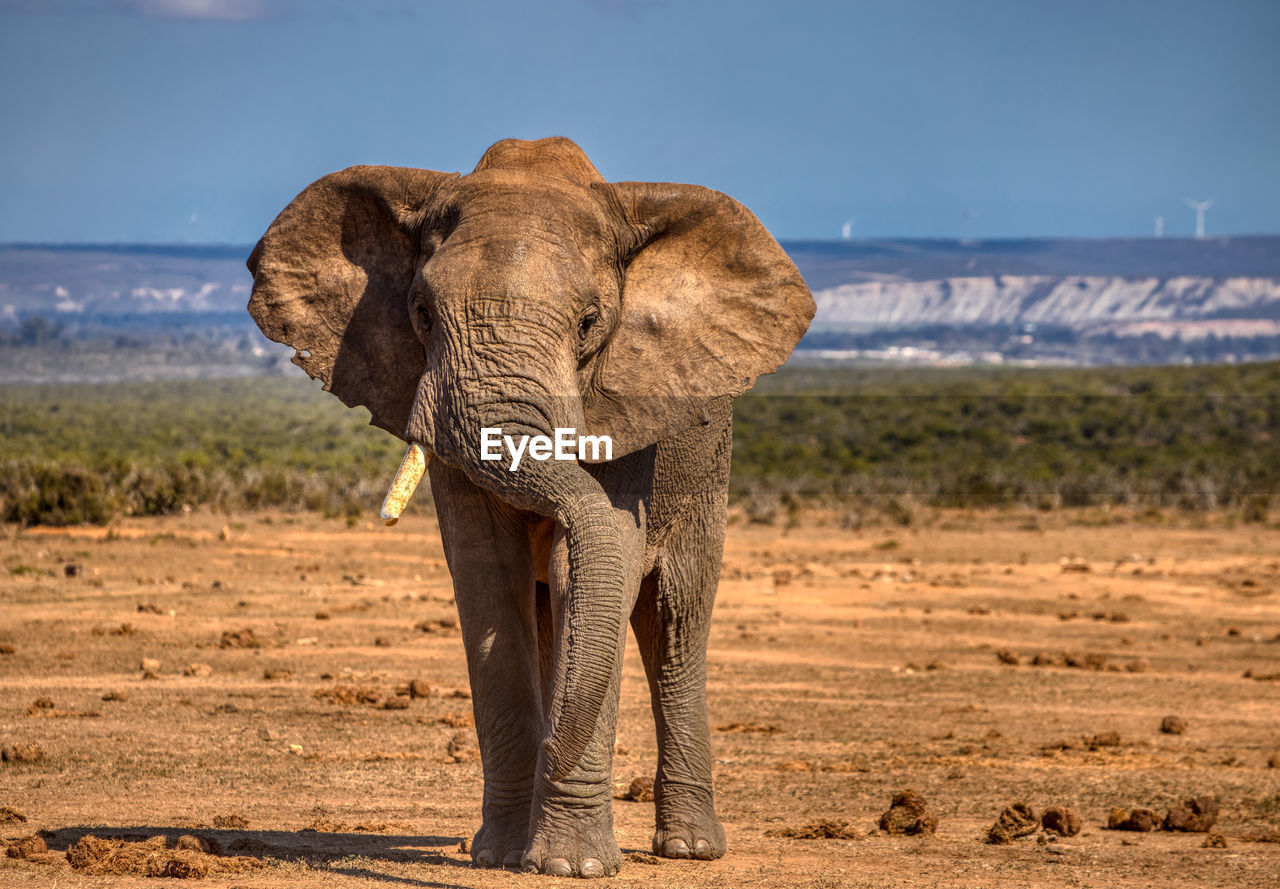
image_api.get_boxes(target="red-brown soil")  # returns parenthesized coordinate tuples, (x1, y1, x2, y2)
(2, 508, 1279, 887)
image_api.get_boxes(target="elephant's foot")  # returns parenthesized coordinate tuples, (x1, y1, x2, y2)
(470, 801, 531, 870)
(652, 782, 725, 860)
(521, 796, 621, 877)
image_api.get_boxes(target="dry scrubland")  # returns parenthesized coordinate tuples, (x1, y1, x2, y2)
(2, 507, 1279, 888)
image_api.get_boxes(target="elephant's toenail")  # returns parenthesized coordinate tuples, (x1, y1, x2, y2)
(502, 850, 522, 868)
(545, 858, 574, 876)
(664, 838, 691, 858)
(694, 839, 712, 858)
(580, 858, 604, 877)
(473, 849, 496, 868)
(521, 856, 539, 874)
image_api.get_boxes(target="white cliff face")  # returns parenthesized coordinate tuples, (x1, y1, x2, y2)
(813, 276, 1280, 328)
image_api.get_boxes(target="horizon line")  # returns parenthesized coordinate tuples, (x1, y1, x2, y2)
(3, 233, 1280, 251)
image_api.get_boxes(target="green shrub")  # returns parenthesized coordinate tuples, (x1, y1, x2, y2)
(1, 363, 1277, 525)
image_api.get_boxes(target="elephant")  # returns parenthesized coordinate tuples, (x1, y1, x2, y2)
(245, 137, 814, 877)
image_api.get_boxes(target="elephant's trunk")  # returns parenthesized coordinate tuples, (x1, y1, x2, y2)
(537, 478, 626, 781)
(393, 376, 626, 782)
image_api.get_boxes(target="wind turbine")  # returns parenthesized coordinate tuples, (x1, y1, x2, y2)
(1184, 198, 1213, 239)
(841, 219, 855, 240)
(1154, 215, 1163, 237)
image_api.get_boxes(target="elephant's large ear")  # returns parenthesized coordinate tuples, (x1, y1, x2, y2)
(585, 182, 814, 457)
(246, 165, 456, 439)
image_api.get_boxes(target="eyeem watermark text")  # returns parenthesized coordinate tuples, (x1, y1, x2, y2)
(480, 428, 613, 471)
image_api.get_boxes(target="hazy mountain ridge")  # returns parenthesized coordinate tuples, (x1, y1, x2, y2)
(783, 236, 1280, 288)
(0, 244, 251, 319)
(812, 275, 1280, 329)
(2, 238, 1279, 370)
(4, 237, 1279, 321)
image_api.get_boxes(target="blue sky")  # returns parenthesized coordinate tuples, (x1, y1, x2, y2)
(1, 0, 1277, 242)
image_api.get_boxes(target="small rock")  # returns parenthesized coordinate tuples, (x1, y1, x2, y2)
(140, 657, 161, 673)
(184, 662, 213, 678)
(383, 697, 410, 710)
(1160, 715, 1187, 735)
(1202, 833, 1228, 848)
(996, 649, 1021, 666)
(408, 679, 431, 699)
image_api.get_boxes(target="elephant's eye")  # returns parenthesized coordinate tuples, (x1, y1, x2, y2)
(577, 310, 598, 341)
(414, 302, 432, 335)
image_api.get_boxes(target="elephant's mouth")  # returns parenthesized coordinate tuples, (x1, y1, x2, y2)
(380, 443, 429, 526)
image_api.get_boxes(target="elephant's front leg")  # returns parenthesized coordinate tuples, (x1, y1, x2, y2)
(430, 462, 542, 869)
(521, 511, 643, 878)
(631, 492, 728, 861)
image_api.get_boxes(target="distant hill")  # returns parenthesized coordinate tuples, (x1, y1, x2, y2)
(0, 244, 251, 319)
(781, 236, 1280, 288)
(779, 236, 1280, 365)
(2, 237, 1279, 369)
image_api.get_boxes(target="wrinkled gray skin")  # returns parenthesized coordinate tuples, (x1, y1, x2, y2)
(246, 137, 813, 877)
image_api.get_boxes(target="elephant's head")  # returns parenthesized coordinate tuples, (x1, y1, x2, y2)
(246, 137, 813, 779)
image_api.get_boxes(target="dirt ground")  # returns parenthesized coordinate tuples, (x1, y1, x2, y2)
(2, 507, 1279, 888)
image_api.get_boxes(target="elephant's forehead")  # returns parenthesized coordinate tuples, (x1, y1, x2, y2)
(448, 170, 608, 225)
(428, 233, 597, 295)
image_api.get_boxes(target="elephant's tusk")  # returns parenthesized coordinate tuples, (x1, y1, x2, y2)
(380, 443, 429, 526)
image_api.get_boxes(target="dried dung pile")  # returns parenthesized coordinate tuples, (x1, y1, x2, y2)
(985, 803, 1038, 844)
(1, 744, 47, 763)
(1108, 808, 1161, 831)
(1164, 797, 1219, 832)
(66, 834, 263, 878)
(767, 819, 862, 839)
(878, 790, 938, 836)
(5, 835, 48, 859)
(617, 777, 654, 802)
(1041, 806, 1082, 837)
